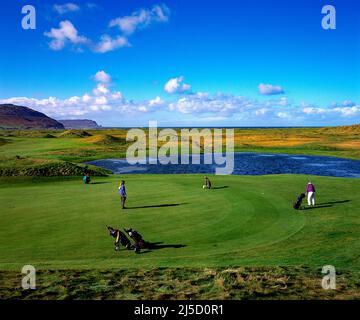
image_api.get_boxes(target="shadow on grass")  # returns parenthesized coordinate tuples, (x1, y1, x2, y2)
(302, 205, 333, 210)
(90, 182, 111, 185)
(317, 200, 351, 205)
(141, 242, 187, 253)
(127, 203, 188, 209)
(212, 186, 229, 190)
(301, 199, 351, 211)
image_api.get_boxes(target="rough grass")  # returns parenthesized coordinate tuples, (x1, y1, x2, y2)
(57, 130, 92, 138)
(1, 267, 359, 300)
(84, 134, 127, 146)
(319, 124, 360, 135)
(0, 159, 110, 176)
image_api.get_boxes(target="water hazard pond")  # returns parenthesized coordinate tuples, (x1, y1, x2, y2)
(87, 153, 360, 178)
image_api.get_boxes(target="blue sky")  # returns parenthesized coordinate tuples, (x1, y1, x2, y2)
(0, 0, 359, 126)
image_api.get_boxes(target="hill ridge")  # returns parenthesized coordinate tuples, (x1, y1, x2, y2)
(0, 104, 64, 129)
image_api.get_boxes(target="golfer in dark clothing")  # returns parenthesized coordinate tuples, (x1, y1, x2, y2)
(83, 172, 91, 184)
(119, 180, 127, 209)
(204, 176, 212, 189)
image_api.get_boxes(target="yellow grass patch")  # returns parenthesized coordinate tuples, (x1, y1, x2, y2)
(234, 135, 320, 147)
(332, 140, 360, 149)
(83, 134, 123, 145)
(319, 124, 360, 135)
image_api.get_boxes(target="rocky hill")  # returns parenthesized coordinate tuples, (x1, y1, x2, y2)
(58, 119, 100, 129)
(0, 104, 64, 129)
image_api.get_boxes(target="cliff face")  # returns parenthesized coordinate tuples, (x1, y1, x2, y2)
(58, 119, 100, 129)
(0, 104, 65, 129)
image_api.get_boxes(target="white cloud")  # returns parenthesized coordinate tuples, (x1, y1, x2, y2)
(302, 107, 327, 115)
(333, 106, 359, 117)
(93, 84, 109, 96)
(149, 96, 165, 106)
(331, 100, 357, 108)
(1, 71, 359, 125)
(53, 3, 80, 15)
(255, 108, 269, 116)
(94, 70, 112, 83)
(168, 93, 252, 115)
(136, 96, 166, 113)
(302, 104, 359, 117)
(44, 20, 89, 50)
(45, 4, 169, 53)
(93, 35, 130, 53)
(341, 100, 356, 107)
(111, 92, 123, 100)
(164, 76, 192, 94)
(277, 112, 291, 119)
(258, 83, 284, 95)
(109, 4, 170, 35)
(82, 94, 91, 103)
(94, 96, 108, 105)
(196, 116, 228, 122)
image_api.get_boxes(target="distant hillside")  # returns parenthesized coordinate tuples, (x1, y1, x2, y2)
(319, 123, 360, 135)
(59, 119, 100, 129)
(0, 104, 64, 130)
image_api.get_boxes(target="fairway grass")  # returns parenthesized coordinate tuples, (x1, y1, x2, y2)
(0, 174, 359, 299)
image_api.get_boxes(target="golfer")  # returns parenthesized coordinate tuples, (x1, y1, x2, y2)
(204, 176, 212, 189)
(119, 180, 127, 209)
(306, 181, 316, 206)
(83, 172, 90, 184)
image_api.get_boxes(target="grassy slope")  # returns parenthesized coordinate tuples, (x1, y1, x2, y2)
(0, 174, 359, 271)
(0, 126, 359, 176)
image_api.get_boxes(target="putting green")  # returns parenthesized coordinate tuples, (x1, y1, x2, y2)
(0, 174, 359, 271)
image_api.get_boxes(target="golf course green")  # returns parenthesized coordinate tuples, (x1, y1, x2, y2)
(1, 174, 359, 271)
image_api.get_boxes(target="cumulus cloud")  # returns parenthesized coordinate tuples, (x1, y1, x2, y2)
(149, 96, 165, 107)
(93, 35, 130, 53)
(94, 4, 169, 53)
(332, 106, 359, 117)
(331, 100, 357, 108)
(164, 76, 192, 94)
(302, 104, 360, 117)
(53, 3, 80, 15)
(45, 4, 169, 53)
(168, 93, 254, 115)
(44, 20, 89, 50)
(258, 83, 285, 95)
(302, 107, 327, 115)
(109, 4, 170, 35)
(0, 71, 168, 118)
(1, 70, 359, 125)
(277, 112, 292, 119)
(94, 70, 112, 83)
(255, 108, 269, 116)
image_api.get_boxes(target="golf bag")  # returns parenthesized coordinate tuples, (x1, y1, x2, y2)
(124, 228, 147, 253)
(293, 193, 306, 210)
(107, 226, 133, 251)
